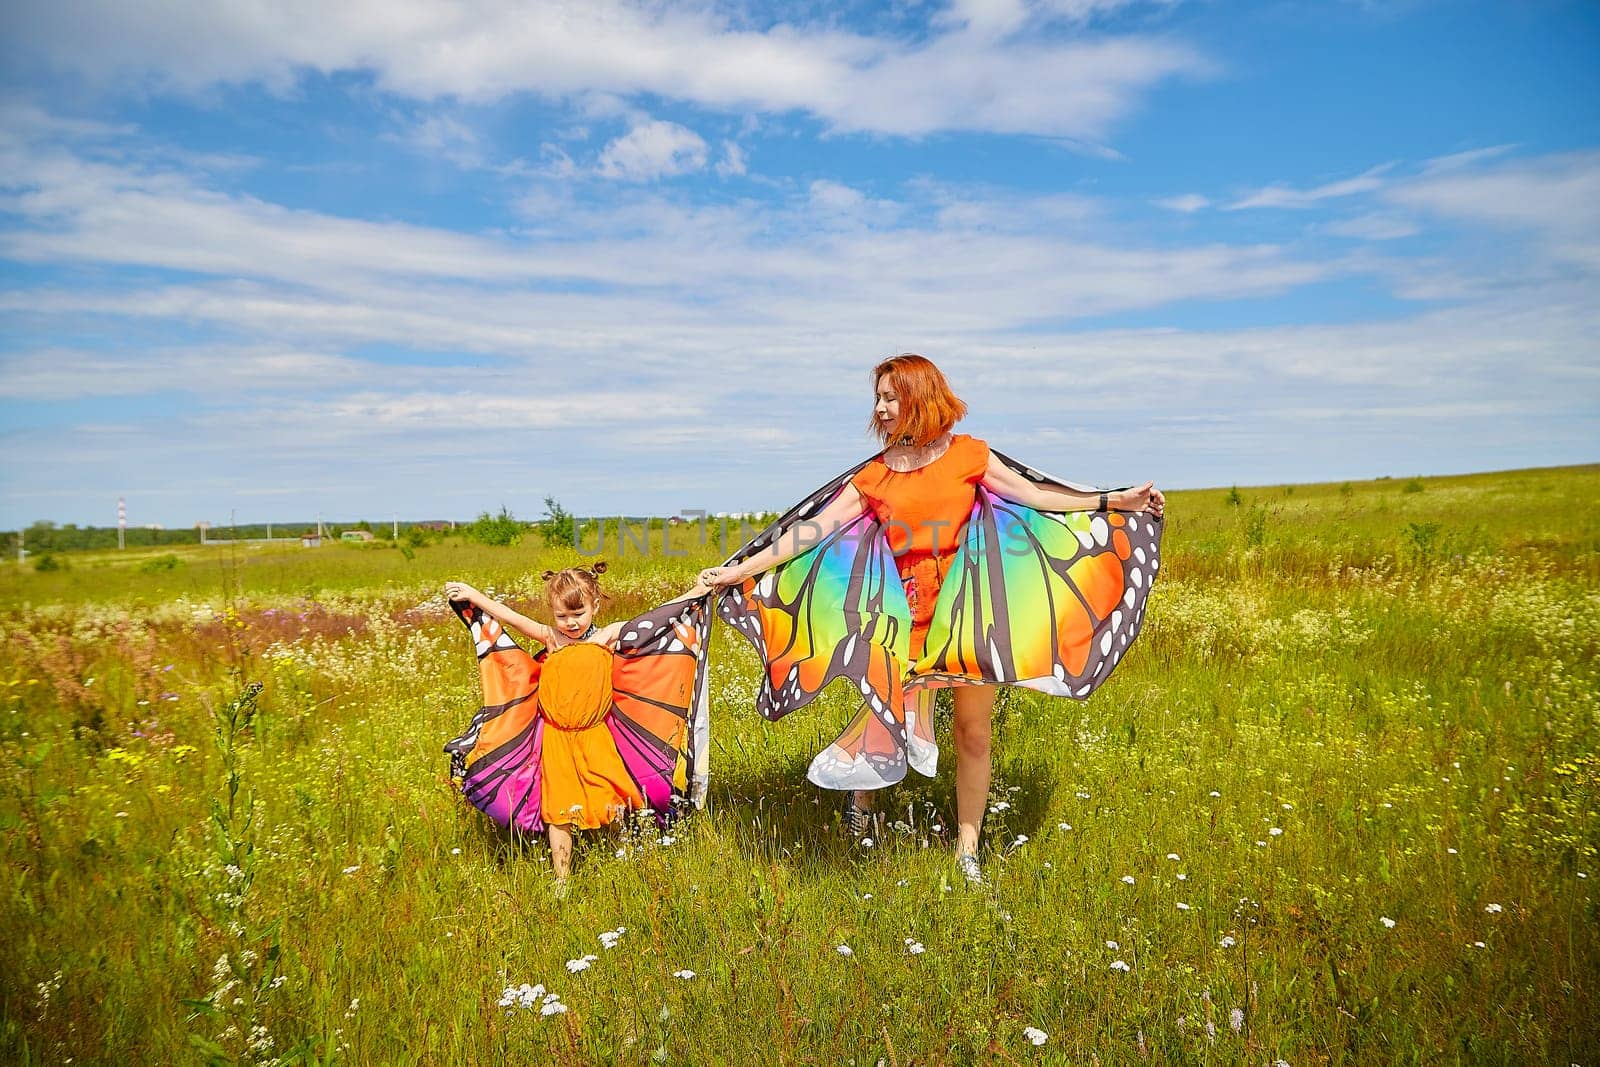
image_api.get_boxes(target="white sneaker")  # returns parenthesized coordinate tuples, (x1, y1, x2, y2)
(955, 851, 985, 887)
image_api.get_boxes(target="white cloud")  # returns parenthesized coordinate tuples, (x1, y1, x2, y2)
(1319, 213, 1420, 240)
(597, 120, 708, 181)
(3, 121, 1596, 526)
(1384, 150, 1600, 267)
(715, 140, 747, 178)
(1228, 164, 1394, 210)
(1, 0, 1208, 140)
(1154, 193, 1208, 213)
(0, 346, 373, 400)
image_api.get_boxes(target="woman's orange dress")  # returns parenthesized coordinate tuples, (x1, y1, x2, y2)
(537, 642, 646, 829)
(849, 433, 990, 659)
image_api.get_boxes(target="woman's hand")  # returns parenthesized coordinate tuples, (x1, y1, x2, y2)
(443, 581, 481, 604)
(1115, 482, 1166, 518)
(698, 566, 745, 590)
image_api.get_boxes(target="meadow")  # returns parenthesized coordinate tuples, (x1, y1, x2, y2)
(2, 467, 1597, 1064)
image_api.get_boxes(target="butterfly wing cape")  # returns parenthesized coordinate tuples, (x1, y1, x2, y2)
(716, 448, 1163, 791)
(713, 460, 915, 790)
(444, 594, 712, 833)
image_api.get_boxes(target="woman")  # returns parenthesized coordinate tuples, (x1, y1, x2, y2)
(701, 353, 1164, 883)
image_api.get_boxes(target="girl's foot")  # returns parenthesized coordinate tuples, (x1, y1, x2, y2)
(842, 792, 876, 839)
(955, 850, 985, 887)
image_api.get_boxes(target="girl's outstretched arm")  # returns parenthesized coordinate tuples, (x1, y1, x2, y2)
(699, 485, 867, 589)
(443, 581, 556, 645)
(982, 455, 1165, 517)
(585, 580, 710, 649)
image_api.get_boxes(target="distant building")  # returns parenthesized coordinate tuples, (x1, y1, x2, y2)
(340, 530, 374, 542)
(301, 531, 322, 548)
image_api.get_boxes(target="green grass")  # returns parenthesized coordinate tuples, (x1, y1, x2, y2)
(2, 467, 1596, 1063)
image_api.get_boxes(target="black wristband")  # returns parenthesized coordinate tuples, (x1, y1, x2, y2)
(1098, 491, 1109, 511)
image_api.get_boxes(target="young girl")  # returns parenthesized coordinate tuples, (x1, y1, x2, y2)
(443, 564, 710, 880)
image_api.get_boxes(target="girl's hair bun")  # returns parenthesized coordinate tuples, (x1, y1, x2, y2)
(590, 560, 609, 576)
(541, 569, 558, 581)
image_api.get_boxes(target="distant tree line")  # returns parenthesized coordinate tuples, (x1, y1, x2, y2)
(0, 520, 456, 557)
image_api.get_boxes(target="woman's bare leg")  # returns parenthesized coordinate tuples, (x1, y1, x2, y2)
(952, 686, 997, 857)
(852, 689, 936, 813)
(547, 824, 574, 880)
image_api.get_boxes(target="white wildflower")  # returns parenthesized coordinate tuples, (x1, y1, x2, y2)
(1110, 960, 1131, 973)
(673, 969, 696, 979)
(1176, 873, 1188, 881)
(1229, 1007, 1244, 1032)
(1176, 902, 1191, 911)
(1166, 853, 1180, 861)
(835, 945, 853, 957)
(1220, 935, 1236, 948)
(450, 847, 461, 855)
(1057, 822, 1073, 831)
(1269, 827, 1283, 837)
(904, 939, 925, 955)
(1485, 903, 1502, 914)
(566, 955, 598, 973)
(1209, 790, 1221, 797)
(1022, 1026, 1048, 1046)
(342, 865, 360, 875)
(1121, 875, 1135, 885)
(860, 837, 874, 848)
(1380, 916, 1396, 929)
(1106, 940, 1119, 950)
(540, 1000, 568, 1016)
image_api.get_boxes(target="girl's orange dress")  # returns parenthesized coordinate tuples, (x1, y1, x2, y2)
(537, 641, 646, 829)
(849, 433, 991, 659)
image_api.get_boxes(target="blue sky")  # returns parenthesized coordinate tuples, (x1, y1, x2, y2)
(1, 0, 1596, 528)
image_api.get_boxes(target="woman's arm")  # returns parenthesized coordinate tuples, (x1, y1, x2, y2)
(443, 581, 555, 645)
(982, 455, 1166, 517)
(700, 485, 867, 589)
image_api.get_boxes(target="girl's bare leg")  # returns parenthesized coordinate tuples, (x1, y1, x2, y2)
(952, 686, 997, 857)
(547, 824, 574, 880)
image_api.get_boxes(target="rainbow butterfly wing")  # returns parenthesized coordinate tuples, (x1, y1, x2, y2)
(717, 469, 915, 790)
(442, 599, 547, 834)
(608, 595, 713, 814)
(911, 451, 1163, 696)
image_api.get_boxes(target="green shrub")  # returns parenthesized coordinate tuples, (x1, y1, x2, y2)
(466, 507, 525, 547)
(541, 496, 575, 548)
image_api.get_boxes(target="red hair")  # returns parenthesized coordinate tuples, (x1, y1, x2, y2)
(869, 353, 967, 447)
